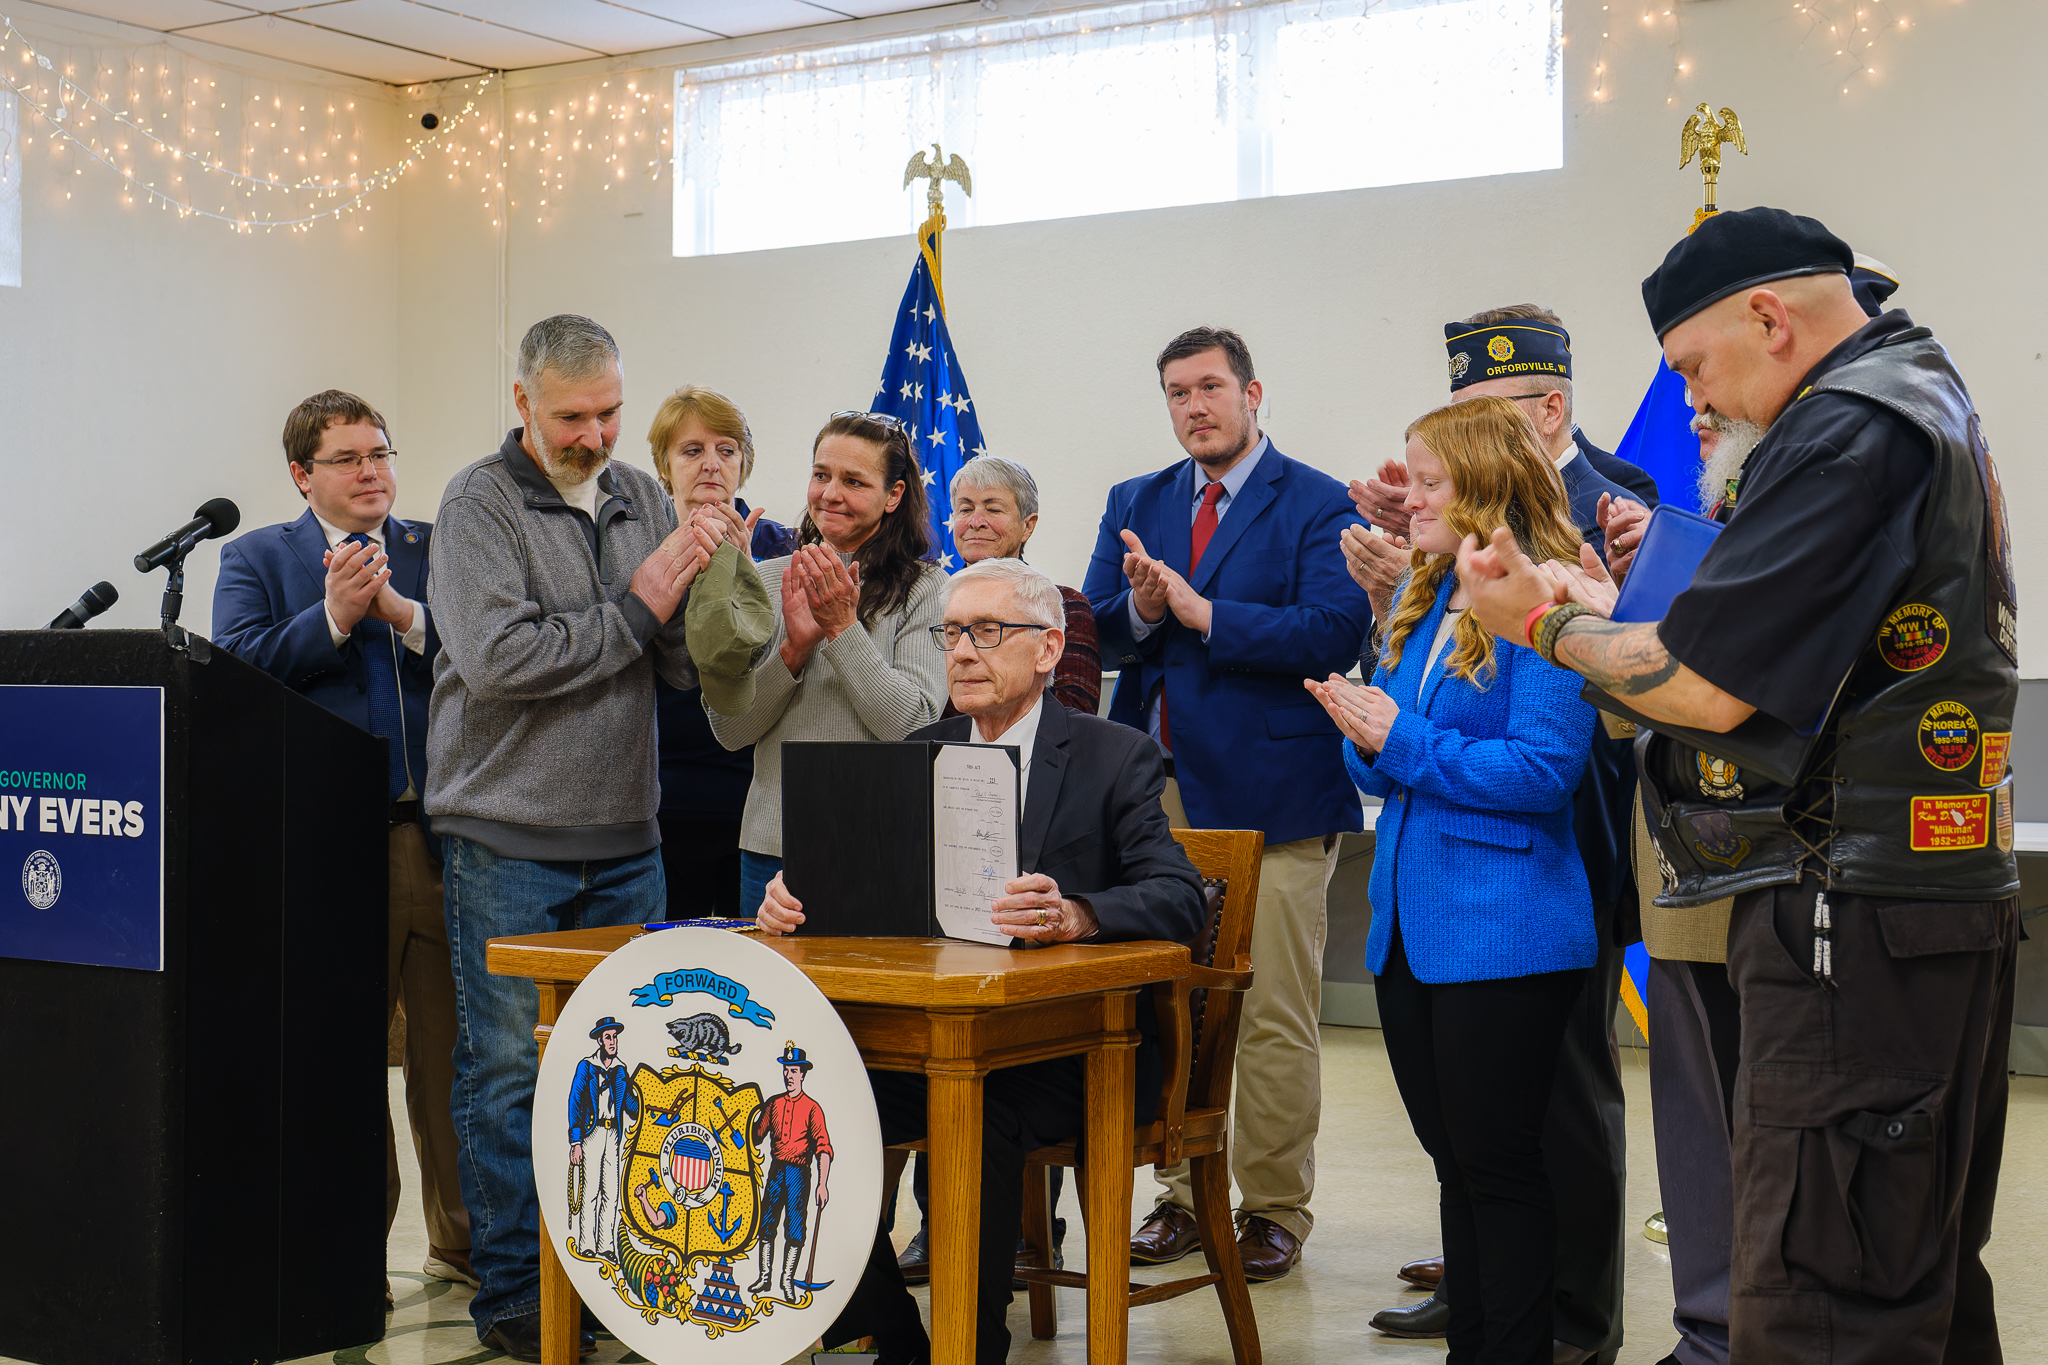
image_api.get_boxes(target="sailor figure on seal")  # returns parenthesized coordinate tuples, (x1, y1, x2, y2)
(568, 1017, 635, 1261)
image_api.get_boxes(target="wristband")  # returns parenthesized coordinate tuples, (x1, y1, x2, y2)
(1533, 602, 1595, 663)
(1522, 601, 1557, 649)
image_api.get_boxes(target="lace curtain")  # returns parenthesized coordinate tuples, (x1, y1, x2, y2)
(0, 90, 18, 287)
(672, 0, 1563, 258)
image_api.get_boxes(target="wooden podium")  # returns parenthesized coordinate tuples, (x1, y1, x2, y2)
(0, 630, 388, 1365)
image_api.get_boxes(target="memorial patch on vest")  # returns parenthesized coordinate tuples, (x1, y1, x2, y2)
(1969, 415, 2018, 665)
(1696, 752, 1744, 800)
(1918, 701, 1980, 771)
(1877, 604, 1949, 672)
(1979, 732, 2012, 789)
(1685, 810, 1752, 868)
(1910, 794, 1991, 851)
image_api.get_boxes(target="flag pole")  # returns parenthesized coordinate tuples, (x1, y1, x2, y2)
(902, 143, 973, 317)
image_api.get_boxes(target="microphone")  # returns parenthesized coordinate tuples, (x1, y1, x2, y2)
(134, 497, 240, 572)
(48, 581, 119, 630)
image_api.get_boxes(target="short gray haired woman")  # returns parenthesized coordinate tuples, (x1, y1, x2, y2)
(948, 456, 1101, 716)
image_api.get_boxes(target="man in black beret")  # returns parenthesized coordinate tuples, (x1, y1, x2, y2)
(1454, 205, 2018, 1364)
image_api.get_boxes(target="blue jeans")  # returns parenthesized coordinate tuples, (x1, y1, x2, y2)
(738, 850, 783, 922)
(443, 835, 667, 1335)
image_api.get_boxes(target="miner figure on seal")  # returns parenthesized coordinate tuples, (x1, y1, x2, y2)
(748, 1042, 833, 1301)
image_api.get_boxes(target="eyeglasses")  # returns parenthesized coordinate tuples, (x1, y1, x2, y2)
(304, 449, 397, 472)
(928, 621, 1048, 651)
(829, 410, 907, 432)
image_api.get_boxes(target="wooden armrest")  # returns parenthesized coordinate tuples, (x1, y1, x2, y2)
(1184, 963, 1254, 993)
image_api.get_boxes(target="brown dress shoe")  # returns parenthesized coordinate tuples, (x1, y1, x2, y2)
(1236, 1216, 1302, 1281)
(1129, 1203, 1202, 1265)
(1398, 1254, 1444, 1288)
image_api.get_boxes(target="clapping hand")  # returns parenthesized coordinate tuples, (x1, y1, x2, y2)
(1534, 544, 1620, 619)
(794, 544, 862, 640)
(1119, 530, 1212, 635)
(321, 538, 391, 637)
(628, 523, 712, 622)
(1596, 494, 1650, 584)
(693, 500, 763, 553)
(1341, 523, 1409, 621)
(778, 559, 825, 674)
(1304, 674, 1400, 754)
(1350, 459, 1412, 536)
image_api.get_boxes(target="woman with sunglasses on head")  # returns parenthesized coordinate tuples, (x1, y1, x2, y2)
(708, 411, 950, 915)
(1304, 396, 1598, 1365)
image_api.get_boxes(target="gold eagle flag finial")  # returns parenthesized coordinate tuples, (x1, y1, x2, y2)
(1680, 104, 1748, 233)
(902, 143, 973, 311)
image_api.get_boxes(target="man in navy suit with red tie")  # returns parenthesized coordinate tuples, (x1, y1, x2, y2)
(212, 389, 473, 1294)
(1084, 327, 1375, 1281)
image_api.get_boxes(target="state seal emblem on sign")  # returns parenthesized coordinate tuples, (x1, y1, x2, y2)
(1487, 334, 1515, 362)
(534, 927, 881, 1363)
(1878, 603, 1949, 672)
(1918, 700, 1980, 772)
(21, 851, 60, 910)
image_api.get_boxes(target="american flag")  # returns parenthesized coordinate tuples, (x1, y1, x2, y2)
(871, 223, 990, 569)
(671, 1136, 714, 1193)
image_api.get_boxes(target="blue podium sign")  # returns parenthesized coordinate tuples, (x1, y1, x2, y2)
(0, 685, 165, 970)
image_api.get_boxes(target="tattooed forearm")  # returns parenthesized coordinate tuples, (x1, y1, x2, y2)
(1548, 617, 1757, 732)
(1554, 619, 1680, 695)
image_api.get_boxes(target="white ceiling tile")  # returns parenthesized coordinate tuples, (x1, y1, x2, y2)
(39, 0, 256, 30)
(287, 0, 603, 68)
(176, 13, 485, 83)
(802, 0, 951, 18)
(612, 0, 849, 39)
(418, 0, 712, 55)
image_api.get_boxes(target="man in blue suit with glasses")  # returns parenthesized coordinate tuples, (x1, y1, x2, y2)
(212, 389, 472, 1298)
(1084, 326, 1374, 1282)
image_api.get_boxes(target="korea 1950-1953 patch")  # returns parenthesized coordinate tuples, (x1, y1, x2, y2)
(1918, 700, 1980, 772)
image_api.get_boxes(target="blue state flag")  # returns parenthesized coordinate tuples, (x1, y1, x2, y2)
(1612, 361, 1703, 512)
(870, 225, 989, 569)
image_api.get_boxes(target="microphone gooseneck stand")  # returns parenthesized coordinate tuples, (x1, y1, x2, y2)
(156, 533, 211, 661)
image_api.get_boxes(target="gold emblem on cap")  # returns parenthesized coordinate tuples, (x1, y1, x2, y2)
(1448, 351, 1470, 381)
(1486, 335, 1514, 363)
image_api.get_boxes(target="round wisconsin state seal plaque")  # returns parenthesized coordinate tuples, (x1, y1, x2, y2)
(533, 927, 882, 1362)
(1878, 603, 1949, 672)
(1918, 700, 1981, 772)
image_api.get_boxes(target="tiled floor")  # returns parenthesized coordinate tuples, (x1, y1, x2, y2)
(14, 1026, 2046, 1364)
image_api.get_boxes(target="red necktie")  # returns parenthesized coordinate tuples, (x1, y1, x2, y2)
(1159, 481, 1226, 753)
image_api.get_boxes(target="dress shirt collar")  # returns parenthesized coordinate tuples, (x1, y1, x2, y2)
(1189, 432, 1269, 512)
(312, 511, 384, 551)
(1554, 429, 1581, 473)
(972, 688, 1044, 779)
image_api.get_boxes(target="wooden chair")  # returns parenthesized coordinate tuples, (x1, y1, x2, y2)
(1012, 827, 1265, 1363)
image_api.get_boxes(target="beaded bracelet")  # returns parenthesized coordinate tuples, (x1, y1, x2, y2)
(1533, 602, 1596, 663)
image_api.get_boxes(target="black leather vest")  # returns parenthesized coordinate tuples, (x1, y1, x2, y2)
(1634, 328, 2020, 906)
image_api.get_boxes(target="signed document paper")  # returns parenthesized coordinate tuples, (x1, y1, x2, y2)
(932, 742, 1021, 946)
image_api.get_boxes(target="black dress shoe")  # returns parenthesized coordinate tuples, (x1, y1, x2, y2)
(897, 1227, 930, 1285)
(482, 1310, 594, 1362)
(1370, 1286, 1449, 1338)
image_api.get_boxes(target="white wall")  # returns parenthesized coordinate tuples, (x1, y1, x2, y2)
(0, 4, 401, 635)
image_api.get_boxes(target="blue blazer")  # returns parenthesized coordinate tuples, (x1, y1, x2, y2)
(212, 508, 438, 801)
(1574, 430, 1659, 514)
(1347, 574, 1597, 984)
(1083, 441, 1375, 846)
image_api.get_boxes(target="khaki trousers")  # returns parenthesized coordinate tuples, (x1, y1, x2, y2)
(1152, 777, 1338, 1242)
(385, 821, 470, 1251)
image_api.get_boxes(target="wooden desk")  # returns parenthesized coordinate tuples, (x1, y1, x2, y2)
(488, 928, 1191, 1365)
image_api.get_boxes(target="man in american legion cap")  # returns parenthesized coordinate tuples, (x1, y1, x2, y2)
(1456, 205, 2019, 1363)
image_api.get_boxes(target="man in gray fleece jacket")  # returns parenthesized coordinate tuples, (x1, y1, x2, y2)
(425, 314, 717, 1360)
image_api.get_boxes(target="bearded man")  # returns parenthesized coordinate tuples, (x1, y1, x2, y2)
(425, 314, 744, 1361)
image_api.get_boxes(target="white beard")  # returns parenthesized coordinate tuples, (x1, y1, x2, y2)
(1695, 414, 1766, 510)
(533, 420, 611, 485)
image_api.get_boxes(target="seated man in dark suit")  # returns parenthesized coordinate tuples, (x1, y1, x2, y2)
(211, 389, 472, 1294)
(755, 555, 1206, 1365)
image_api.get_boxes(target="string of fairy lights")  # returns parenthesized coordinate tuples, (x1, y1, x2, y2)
(0, 1, 1959, 238)
(1587, 0, 1936, 109)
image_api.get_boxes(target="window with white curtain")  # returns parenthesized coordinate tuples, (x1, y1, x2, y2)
(0, 90, 19, 287)
(672, 0, 1562, 258)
